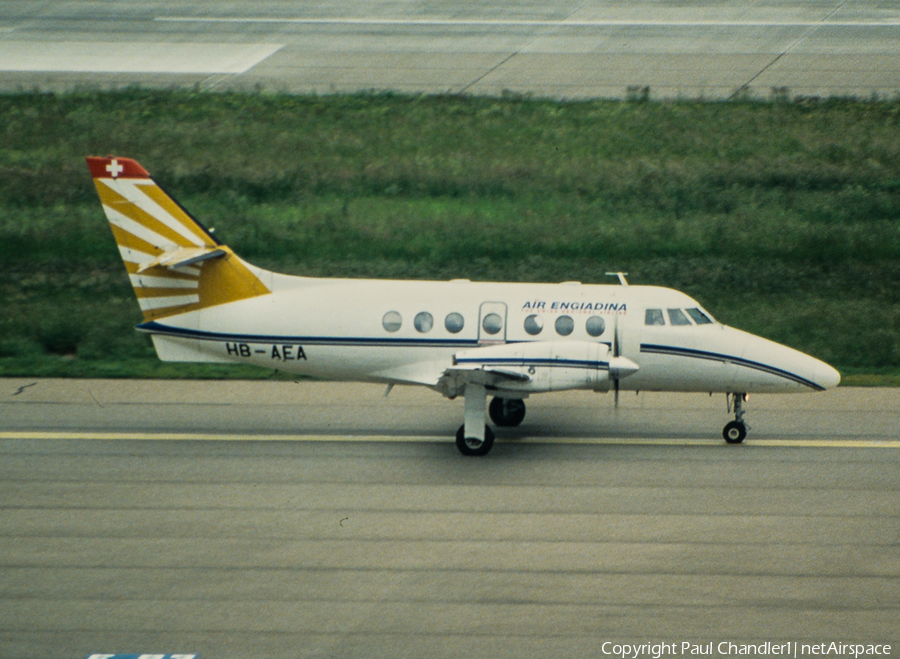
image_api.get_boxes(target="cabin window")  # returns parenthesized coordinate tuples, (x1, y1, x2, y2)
(668, 308, 691, 326)
(686, 307, 713, 325)
(645, 309, 665, 326)
(555, 315, 574, 336)
(482, 313, 503, 335)
(445, 312, 464, 334)
(382, 311, 402, 332)
(414, 312, 434, 333)
(524, 314, 543, 335)
(585, 315, 605, 337)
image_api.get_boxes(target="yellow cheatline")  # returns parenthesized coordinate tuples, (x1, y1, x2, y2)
(549, 437, 900, 448)
(0, 431, 446, 442)
(0, 431, 897, 448)
(748, 438, 900, 448)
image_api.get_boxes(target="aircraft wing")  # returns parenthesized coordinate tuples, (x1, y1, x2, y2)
(442, 366, 531, 385)
(372, 357, 530, 395)
(436, 364, 531, 398)
(371, 359, 454, 388)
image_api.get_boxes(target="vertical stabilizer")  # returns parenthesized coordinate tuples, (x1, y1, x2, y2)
(86, 157, 271, 321)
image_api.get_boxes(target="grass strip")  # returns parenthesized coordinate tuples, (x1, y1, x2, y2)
(0, 90, 898, 382)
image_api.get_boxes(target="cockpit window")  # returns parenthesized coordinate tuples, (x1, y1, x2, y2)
(686, 308, 713, 325)
(668, 308, 691, 326)
(645, 309, 665, 326)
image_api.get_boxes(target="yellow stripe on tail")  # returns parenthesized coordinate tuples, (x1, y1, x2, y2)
(86, 157, 271, 321)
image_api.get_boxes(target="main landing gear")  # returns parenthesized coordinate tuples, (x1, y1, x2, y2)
(723, 392, 749, 444)
(488, 397, 526, 427)
(455, 390, 527, 456)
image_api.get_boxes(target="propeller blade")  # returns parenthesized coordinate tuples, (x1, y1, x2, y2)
(612, 314, 619, 410)
(612, 316, 619, 358)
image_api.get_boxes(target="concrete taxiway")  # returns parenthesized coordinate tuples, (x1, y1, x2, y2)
(1, 0, 899, 99)
(1, 379, 898, 658)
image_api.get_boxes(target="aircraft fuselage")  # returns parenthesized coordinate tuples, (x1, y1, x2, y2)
(140, 273, 840, 396)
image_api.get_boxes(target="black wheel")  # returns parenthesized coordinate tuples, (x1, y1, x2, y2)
(455, 424, 495, 456)
(488, 397, 526, 427)
(723, 421, 747, 444)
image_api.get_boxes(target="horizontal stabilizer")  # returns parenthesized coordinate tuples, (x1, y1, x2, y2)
(136, 246, 227, 273)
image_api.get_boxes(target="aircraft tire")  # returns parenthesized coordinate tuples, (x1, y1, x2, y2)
(489, 397, 526, 427)
(723, 421, 747, 444)
(456, 424, 495, 456)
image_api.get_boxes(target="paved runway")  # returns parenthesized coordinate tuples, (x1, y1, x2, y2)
(1, 1, 899, 99)
(2, 2, 899, 654)
(1, 379, 898, 658)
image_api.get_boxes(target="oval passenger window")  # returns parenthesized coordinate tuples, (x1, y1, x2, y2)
(524, 314, 543, 336)
(482, 313, 503, 335)
(586, 315, 605, 337)
(555, 315, 574, 336)
(382, 311, 402, 332)
(445, 312, 465, 334)
(414, 312, 434, 333)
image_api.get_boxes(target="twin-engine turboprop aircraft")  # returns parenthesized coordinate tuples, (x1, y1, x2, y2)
(87, 156, 841, 455)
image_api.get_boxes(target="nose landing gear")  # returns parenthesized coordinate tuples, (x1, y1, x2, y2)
(723, 393, 749, 444)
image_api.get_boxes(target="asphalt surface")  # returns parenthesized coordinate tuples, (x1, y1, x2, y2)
(1, 0, 899, 99)
(2, 1, 899, 655)
(1, 379, 898, 658)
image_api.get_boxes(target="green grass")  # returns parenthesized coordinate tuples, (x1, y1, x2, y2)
(0, 90, 898, 382)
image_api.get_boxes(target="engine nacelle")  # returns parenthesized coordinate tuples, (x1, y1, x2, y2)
(452, 341, 639, 394)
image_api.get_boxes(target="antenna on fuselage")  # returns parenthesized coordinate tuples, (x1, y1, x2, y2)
(605, 272, 629, 286)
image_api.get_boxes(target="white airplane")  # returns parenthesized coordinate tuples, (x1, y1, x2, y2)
(87, 156, 841, 455)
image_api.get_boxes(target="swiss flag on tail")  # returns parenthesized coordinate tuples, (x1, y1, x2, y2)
(86, 156, 150, 180)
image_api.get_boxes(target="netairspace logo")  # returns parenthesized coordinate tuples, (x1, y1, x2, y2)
(599, 641, 893, 658)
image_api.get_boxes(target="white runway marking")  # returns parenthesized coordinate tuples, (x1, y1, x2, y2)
(0, 42, 283, 73)
(156, 17, 900, 28)
(2, 431, 898, 448)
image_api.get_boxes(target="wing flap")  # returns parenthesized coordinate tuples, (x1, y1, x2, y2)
(444, 366, 531, 385)
(437, 365, 531, 397)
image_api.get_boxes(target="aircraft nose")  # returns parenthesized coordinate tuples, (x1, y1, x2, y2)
(732, 328, 841, 393)
(814, 360, 841, 390)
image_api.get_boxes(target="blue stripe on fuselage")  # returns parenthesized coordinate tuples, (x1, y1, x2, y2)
(137, 320, 478, 349)
(640, 343, 825, 391)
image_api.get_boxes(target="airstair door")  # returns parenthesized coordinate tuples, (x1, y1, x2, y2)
(478, 302, 508, 345)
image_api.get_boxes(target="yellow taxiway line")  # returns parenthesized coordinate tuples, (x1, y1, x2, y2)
(0, 431, 898, 448)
